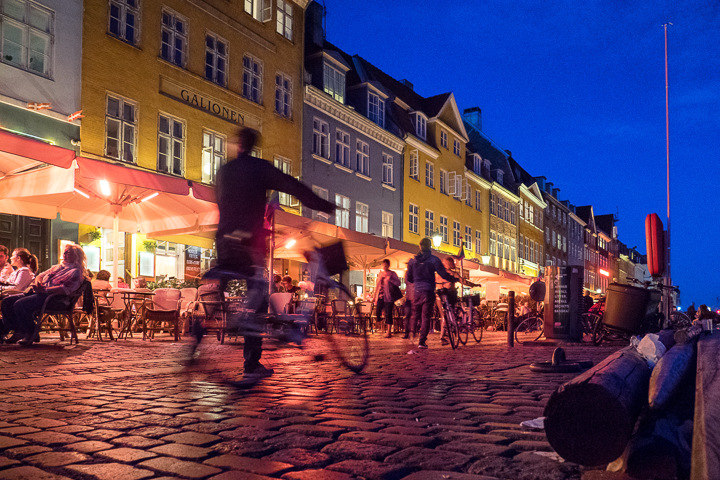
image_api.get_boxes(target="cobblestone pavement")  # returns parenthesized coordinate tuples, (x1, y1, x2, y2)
(0, 330, 625, 480)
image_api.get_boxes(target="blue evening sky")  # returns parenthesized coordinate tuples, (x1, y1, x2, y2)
(323, 0, 720, 309)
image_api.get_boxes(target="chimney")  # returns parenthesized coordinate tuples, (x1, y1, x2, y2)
(305, 1, 325, 47)
(504, 149, 512, 158)
(545, 181, 554, 194)
(552, 187, 560, 199)
(400, 79, 414, 91)
(463, 107, 482, 131)
(534, 176, 546, 191)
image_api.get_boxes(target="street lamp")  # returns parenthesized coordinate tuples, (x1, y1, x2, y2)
(431, 230, 442, 248)
(481, 255, 491, 265)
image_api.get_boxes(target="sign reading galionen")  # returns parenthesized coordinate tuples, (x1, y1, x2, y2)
(160, 76, 262, 131)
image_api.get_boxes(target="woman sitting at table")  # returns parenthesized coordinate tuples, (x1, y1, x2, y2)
(92, 270, 112, 290)
(0, 243, 88, 345)
(0, 248, 38, 298)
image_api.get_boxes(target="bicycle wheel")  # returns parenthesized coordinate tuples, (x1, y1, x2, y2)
(669, 311, 692, 329)
(327, 323, 369, 373)
(581, 313, 600, 343)
(472, 310, 484, 343)
(458, 309, 469, 346)
(592, 318, 605, 346)
(446, 310, 460, 350)
(514, 316, 543, 344)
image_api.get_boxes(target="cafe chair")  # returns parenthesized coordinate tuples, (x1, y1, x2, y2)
(331, 299, 354, 335)
(293, 298, 317, 334)
(269, 292, 293, 317)
(93, 290, 125, 341)
(30, 279, 93, 345)
(354, 301, 373, 333)
(194, 283, 224, 340)
(178, 287, 198, 335)
(144, 288, 181, 341)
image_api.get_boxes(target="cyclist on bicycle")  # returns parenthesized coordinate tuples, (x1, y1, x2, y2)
(406, 238, 457, 349)
(208, 128, 335, 380)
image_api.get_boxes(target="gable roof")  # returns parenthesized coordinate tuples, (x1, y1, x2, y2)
(463, 118, 516, 190)
(575, 205, 595, 229)
(595, 214, 615, 237)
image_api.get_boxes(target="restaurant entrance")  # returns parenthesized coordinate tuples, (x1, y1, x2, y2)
(0, 213, 50, 270)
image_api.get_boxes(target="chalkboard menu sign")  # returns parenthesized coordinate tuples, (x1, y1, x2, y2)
(544, 266, 584, 340)
(184, 246, 202, 280)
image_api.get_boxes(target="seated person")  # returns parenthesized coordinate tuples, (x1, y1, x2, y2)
(92, 270, 112, 290)
(133, 277, 151, 292)
(0, 248, 38, 296)
(0, 243, 88, 344)
(117, 277, 129, 289)
(272, 274, 284, 293)
(281, 275, 300, 294)
(0, 245, 13, 283)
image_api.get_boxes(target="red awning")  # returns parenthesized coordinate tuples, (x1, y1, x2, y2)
(76, 156, 189, 196)
(0, 130, 76, 177)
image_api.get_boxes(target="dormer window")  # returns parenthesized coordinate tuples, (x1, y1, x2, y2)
(368, 92, 384, 128)
(323, 63, 345, 103)
(473, 155, 481, 174)
(484, 159, 490, 173)
(497, 170, 503, 185)
(414, 113, 427, 140)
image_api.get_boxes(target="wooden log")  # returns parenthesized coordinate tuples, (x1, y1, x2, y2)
(544, 346, 651, 466)
(691, 333, 720, 480)
(649, 340, 698, 411)
(675, 325, 702, 344)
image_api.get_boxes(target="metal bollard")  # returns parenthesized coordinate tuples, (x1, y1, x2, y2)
(508, 291, 515, 347)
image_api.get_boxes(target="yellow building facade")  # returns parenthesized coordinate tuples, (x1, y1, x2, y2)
(78, 0, 308, 280)
(517, 184, 546, 278)
(402, 95, 489, 265)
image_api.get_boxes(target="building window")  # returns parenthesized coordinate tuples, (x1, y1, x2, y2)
(273, 156, 295, 206)
(546, 227, 550, 243)
(465, 226, 472, 251)
(439, 170, 447, 195)
(440, 131, 447, 148)
(504, 201, 510, 223)
(453, 139, 461, 156)
(105, 95, 136, 162)
(415, 113, 426, 140)
(312, 118, 329, 158)
(510, 204, 516, 225)
(490, 231, 496, 256)
(245, 0, 271, 22)
(497, 170, 503, 184)
(368, 92, 384, 128)
(242, 54, 262, 103)
(409, 150, 418, 180)
(204, 33, 227, 86)
(335, 194, 350, 229)
(475, 190, 482, 211)
(519, 234, 524, 259)
(465, 184, 472, 206)
(439, 216, 448, 244)
(323, 63, 344, 103)
(425, 161, 434, 188)
(382, 153, 393, 186)
(409, 204, 418, 234)
(158, 113, 184, 176)
(355, 202, 368, 233)
(276, 0, 292, 40)
(490, 193, 495, 216)
(453, 221, 461, 248)
(201, 130, 225, 185)
(160, 9, 186, 67)
(525, 237, 529, 260)
(473, 155, 481, 174)
(312, 186, 329, 222)
(511, 239, 516, 262)
(425, 210, 434, 237)
(274, 73, 292, 118)
(382, 212, 393, 238)
(475, 231, 482, 254)
(1, 0, 53, 76)
(335, 129, 350, 167)
(108, 0, 139, 46)
(356, 139, 369, 176)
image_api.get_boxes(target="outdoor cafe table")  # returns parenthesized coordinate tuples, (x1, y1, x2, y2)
(111, 288, 155, 340)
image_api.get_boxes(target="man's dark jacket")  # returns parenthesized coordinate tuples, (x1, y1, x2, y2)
(406, 250, 456, 293)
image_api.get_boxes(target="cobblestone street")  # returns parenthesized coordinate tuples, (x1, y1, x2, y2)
(0, 331, 623, 480)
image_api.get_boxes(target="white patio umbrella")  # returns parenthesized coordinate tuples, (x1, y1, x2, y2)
(0, 154, 217, 286)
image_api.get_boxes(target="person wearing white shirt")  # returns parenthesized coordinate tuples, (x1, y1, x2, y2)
(0, 246, 12, 283)
(0, 248, 37, 296)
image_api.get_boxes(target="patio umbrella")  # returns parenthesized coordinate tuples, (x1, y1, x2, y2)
(0, 154, 217, 286)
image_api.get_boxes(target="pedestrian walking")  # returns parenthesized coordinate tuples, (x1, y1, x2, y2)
(406, 238, 456, 349)
(374, 259, 401, 338)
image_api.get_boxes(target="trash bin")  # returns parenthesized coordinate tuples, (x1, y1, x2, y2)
(603, 283, 661, 333)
